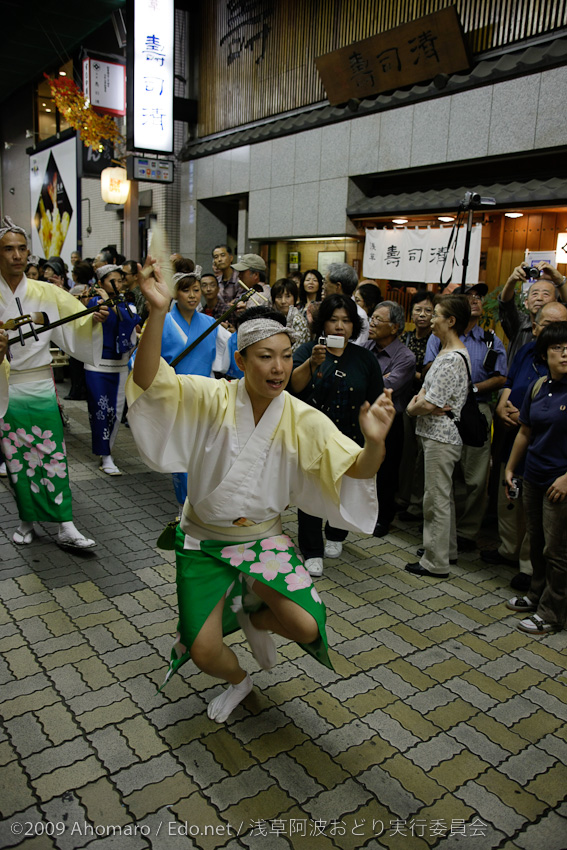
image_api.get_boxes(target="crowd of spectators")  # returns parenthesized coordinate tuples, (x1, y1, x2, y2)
(1, 233, 566, 638)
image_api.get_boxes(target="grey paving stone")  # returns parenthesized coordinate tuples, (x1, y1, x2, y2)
(111, 752, 182, 796)
(409, 646, 454, 669)
(347, 603, 388, 623)
(454, 780, 526, 835)
(434, 822, 507, 850)
(448, 724, 510, 764)
(4, 591, 54, 611)
(499, 745, 556, 784)
(230, 706, 290, 745)
(316, 718, 380, 758)
(358, 764, 424, 818)
(511, 647, 563, 677)
(206, 764, 275, 810)
(477, 654, 524, 679)
(279, 696, 332, 738)
(301, 777, 373, 820)
(173, 739, 228, 788)
(130, 609, 175, 629)
(440, 638, 491, 669)
(488, 695, 541, 725)
(122, 675, 169, 712)
(0, 579, 23, 601)
(100, 643, 154, 668)
(371, 629, 418, 657)
(142, 809, 197, 850)
(148, 694, 208, 730)
(366, 666, 419, 699)
(442, 609, 490, 632)
(263, 753, 324, 803)
(536, 733, 567, 764)
(409, 613, 450, 632)
(332, 634, 379, 659)
(34, 632, 86, 658)
(82, 625, 120, 654)
(250, 660, 307, 690)
(0, 623, 19, 640)
(88, 726, 137, 772)
(23, 737, 94, 780)
(405, 732, 465, 771)
(15, 617, 53, 644)
(285, 654, 340, 684)
(327, 672, 379, 700)
(406, 683, 457, 713)
(522, 685, 567, 721)
(513, 808, 567, 850)
(68, 683, 131, 716)
(5, 712, 50, 758)
(0, 805, 46, 849)
(47, 664, 90, 700)
(443, 677, 499, 711)
(2, 672, 52, 702)
(41, 792, 91, 850)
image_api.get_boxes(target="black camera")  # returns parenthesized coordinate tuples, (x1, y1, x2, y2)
(523, 265, 542, 281)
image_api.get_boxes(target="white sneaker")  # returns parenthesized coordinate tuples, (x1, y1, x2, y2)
(305, 557, 323, 577)
(324, 540, 342, 558)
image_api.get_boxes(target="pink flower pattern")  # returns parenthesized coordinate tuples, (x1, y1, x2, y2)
(220, 541, 257, 567)
(285, 564, 313, 593)
(260, 534, 292, 552)
(1, 415, 67, 498)
(249, 550, 293, 582)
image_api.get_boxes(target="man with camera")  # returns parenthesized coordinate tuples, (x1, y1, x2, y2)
(423, 284, 508, 551)
(498, 262, 567, 365)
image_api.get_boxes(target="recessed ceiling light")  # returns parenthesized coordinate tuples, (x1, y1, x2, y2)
(59, 71, 66, 76)
(392, 218, 408, 224)
(505, 212, 523, 218)
(438, 216, 455, 222)
(45, 108, 52, 113)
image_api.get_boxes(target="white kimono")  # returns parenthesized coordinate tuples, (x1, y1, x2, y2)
(126, 358, 378, 539)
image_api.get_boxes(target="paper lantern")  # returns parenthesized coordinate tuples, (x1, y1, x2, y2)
(101, 167, 130, 205)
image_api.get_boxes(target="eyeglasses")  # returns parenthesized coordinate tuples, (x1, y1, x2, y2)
(370, 316, 392, 325)
(466, 294, 482, 302)
(549, 344, 567, 354)
(413, 307, 433, 315)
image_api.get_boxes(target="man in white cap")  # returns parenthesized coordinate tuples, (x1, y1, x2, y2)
(0, 217, 107, 549)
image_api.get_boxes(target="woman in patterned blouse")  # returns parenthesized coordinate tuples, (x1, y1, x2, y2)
(405, 295, 471, 578)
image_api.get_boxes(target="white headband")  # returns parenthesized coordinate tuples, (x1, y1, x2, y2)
(173, 265, 203, 288)
(237, 318, 295, 351)
(0, 216, 28, 243)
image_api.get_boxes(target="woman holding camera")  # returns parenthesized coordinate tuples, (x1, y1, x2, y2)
(290, 294, 384, 576)
(504, 322, 567, 635)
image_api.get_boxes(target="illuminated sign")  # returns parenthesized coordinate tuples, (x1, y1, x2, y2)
(130, 0, 174, 154)
(83, 58, 126, 116)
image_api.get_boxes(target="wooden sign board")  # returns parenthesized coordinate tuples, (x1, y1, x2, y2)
(316, 6, 470, 105)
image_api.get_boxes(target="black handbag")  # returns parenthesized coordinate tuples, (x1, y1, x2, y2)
(446, 352, 489, 447)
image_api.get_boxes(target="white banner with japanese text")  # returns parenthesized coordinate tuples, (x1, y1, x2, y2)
(363, 225, 482, 284)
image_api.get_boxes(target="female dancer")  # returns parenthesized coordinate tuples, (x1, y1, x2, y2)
(127, 262, 395, 723)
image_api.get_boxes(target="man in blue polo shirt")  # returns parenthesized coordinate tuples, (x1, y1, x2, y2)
(423, 284, 507, 550)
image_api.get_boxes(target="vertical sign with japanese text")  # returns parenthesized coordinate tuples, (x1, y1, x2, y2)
(129, 0, 174, 154)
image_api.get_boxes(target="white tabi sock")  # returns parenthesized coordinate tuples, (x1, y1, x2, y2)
(207, 673, 253, 723)
(236, 610, 277, 670)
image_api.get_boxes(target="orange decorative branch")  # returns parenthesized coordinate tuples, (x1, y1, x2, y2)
(45, 75, 124, 151)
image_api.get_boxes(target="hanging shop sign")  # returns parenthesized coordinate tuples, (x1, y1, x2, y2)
(316, 6, 470, 106)
(363, 225, 482, 285)
(83, 57, 126, 116)
(128, 0, 174, 155)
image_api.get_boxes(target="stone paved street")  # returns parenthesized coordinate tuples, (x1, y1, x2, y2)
(0, 387, 566, 850)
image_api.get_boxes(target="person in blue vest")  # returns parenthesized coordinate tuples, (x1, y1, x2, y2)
(160, 268, 231, 506)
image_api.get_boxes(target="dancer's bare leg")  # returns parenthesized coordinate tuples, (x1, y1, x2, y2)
(190, 596, 252, 723)
(251, 580, 319, 644)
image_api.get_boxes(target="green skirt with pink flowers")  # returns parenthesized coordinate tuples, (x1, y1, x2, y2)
(162, 527, 332, 687)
